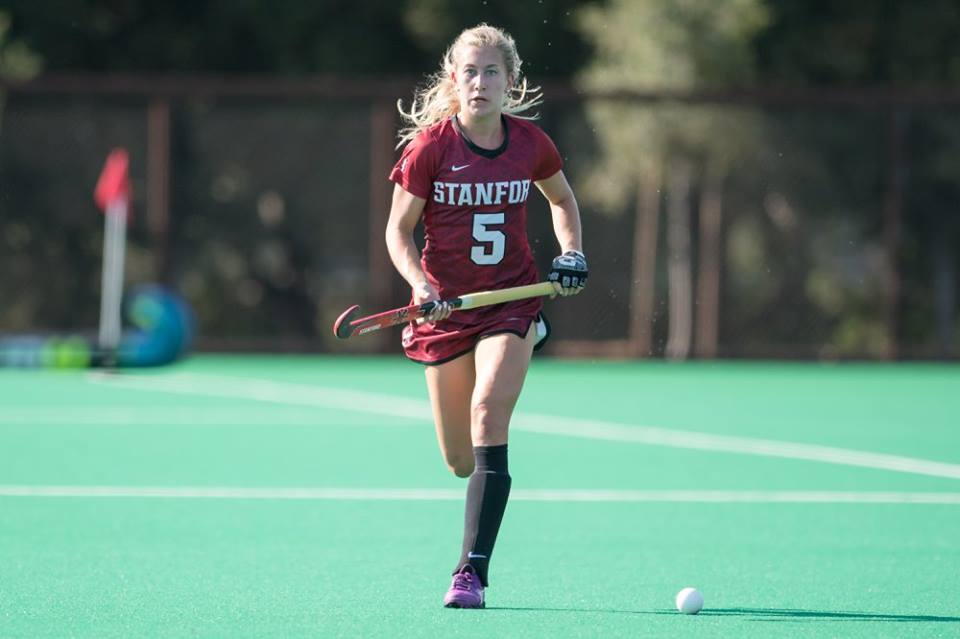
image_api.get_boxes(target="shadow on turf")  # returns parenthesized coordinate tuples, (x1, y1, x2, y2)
(699, 608, 960, 623)
(487, 607, 960, 623)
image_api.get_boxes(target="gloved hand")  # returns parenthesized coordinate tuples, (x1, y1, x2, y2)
(547, 250, 588, 297)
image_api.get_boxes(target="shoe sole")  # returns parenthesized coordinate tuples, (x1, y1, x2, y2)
(444, 602, 485, 609)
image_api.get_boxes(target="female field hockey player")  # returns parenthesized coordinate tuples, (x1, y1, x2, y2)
(386, 24, 587, 609)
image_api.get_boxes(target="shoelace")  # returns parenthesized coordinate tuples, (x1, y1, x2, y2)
(452, 573, 475, 591)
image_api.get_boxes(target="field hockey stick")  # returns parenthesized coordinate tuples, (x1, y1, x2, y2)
(333, 281, 555, 339)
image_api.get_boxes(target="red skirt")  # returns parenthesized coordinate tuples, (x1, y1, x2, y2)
(401, 298, 549, 365)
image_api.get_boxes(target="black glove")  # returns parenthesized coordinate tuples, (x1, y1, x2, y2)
(548, 250, 588, 296)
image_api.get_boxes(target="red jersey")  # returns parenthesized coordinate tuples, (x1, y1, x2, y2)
(388, 114, 562, 363)
(389, 114, 563, 297)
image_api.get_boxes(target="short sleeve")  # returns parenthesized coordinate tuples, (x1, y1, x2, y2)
(532, 127, 563, 182)
(389, 132, 438, 200)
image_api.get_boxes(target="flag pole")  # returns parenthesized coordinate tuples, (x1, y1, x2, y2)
(94, 149, 132, 365)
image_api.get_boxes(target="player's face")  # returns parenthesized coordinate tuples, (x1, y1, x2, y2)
(453, 45, 512, 120)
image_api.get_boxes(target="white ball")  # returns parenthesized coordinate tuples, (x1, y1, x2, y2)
(675, 587, 703, 614)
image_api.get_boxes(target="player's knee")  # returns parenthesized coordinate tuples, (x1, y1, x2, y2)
(471, 398, 496, 424)
(471, 400, 508, 444)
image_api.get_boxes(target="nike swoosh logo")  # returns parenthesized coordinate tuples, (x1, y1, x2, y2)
(451, 164, 470, 172)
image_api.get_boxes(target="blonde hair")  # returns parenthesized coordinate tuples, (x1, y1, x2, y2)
(396, 24, 543, 148)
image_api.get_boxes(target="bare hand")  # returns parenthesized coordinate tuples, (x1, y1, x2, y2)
(413, 281, 452, 323)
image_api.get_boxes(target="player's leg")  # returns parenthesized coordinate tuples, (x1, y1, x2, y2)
(424, 353, 476, 478)
(470, 327, 536, 446)
(446, 326, 536, 607)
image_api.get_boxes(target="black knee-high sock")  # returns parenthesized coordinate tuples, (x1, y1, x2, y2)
(455, 444, 511, 587)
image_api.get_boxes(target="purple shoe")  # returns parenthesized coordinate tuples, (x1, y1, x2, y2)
(443, 565, 485, 609)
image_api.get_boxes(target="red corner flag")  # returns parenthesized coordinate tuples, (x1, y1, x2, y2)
(94, 148, 131, 213)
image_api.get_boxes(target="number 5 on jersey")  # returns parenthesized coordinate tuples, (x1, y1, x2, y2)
(471, 212, 505, 265)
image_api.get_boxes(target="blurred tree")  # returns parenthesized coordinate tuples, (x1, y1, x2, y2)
(756, 0, 960, 86)
(0, 8, 42, 130)
(0, 9, 44, 332)
(577, 0, 768, 358)
(756, 0, 960, 357)
(1, 0, 597, 77)
(0, 10, 41, 79)
(401, 0, 599, 78)
(910, 112, 960, 357)
(578, 0, 960, 359)
(1, 0, 427, 74)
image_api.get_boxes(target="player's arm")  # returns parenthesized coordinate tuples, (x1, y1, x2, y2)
(385, 184, 427, 289)
(536, 169, 581, 254)
(384, 184, 452, 319)
(535, 170, 588, 296)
